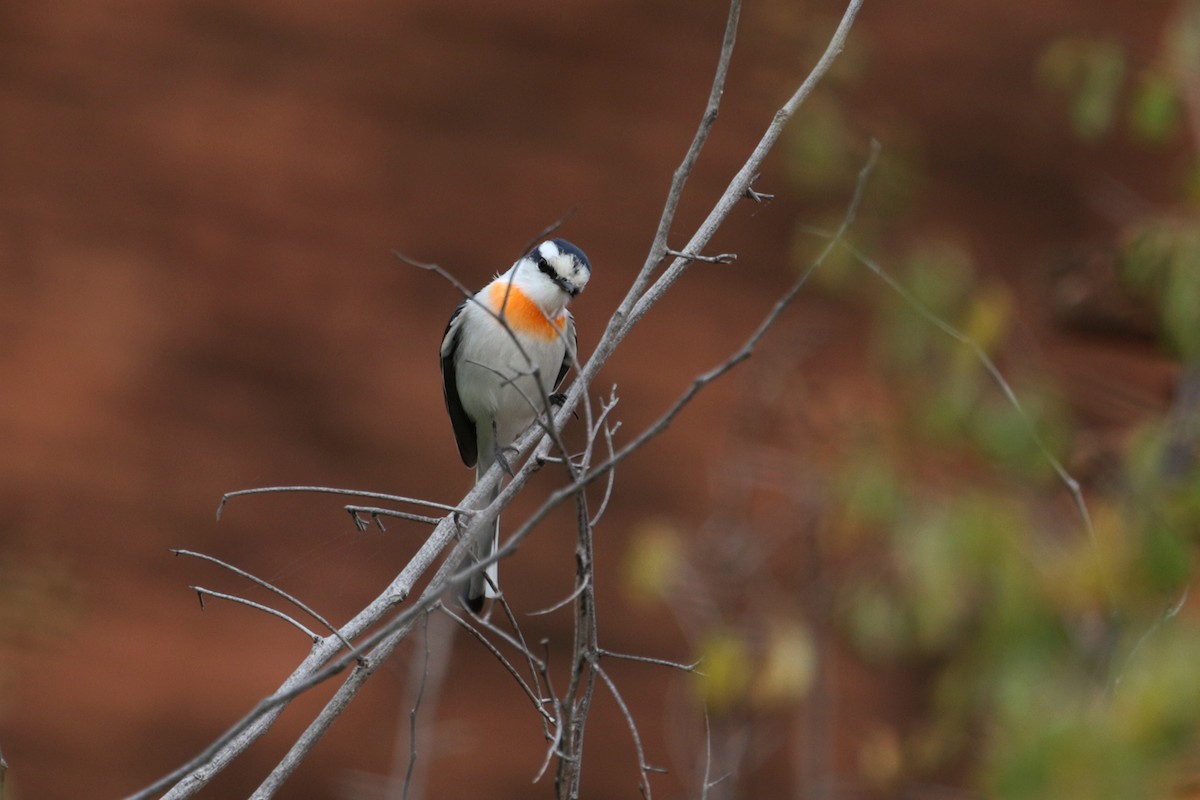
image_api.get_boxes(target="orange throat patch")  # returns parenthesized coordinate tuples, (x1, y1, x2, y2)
(487, 282, 566, 340)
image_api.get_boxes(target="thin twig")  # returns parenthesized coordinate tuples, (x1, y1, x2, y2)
(465, 609, 548, 673)
(441, 608, 555, 723)
(132, 1, 868, 794)
(400, 614, 430, 800)
(638, 0, 742, 299)
(492, 596, 552, 713)
(528, 575, 590, 617)
(533, 716, 566, 784)
(172, 549, 356, 653)
(518, 210, 577, 260)
(665, 248, 737, 264)
(346, 505, 444, 529)
(622, 0, 864, 332)
(588, 419, 619, 527)
(495, 140, 880, 568)
(555, 483, 600, 799)
(393, 249, 538, 372)
(218, 486, 465, 519)
(248, 608, 426, 799)
(595, 661, 665, 800)
(743, 176, 774, 203)
(597, 649, 701, 672)
(189, 587, 320, 643)
(842, 240, 1102, 579)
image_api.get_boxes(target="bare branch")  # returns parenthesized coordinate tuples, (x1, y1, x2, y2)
(172, 549, 357, 653)
(587, 418, 620, 527)
(248, 610, 423, 799)
(133, 1, 869, 795)
(217, 486, 465, 520)
(596, 649, 701, 673)
(640, 0, 742, 296)
(441, 607, 555, 723)
(492, 597, 552, 717)
(518, 209, 577, 259)
(698, 711, 733, 799)
(189, 587, 320, 643)
(345, 505, 443, 529)
(742, 176, 774, 203)
(621, 0, 864, 335)
(400, 614, 430, 800)
(533, 717, 566, 785)
(391, 251, 477, 302)
(595, 662, 666, 800)
(493, 140, 881, 569)
(528, 575, 590, 617)
(665, 248, 737, 264)
(841, 239, 1101, 572)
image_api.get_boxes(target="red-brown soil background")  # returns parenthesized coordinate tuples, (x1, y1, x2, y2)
(0, 1, 1183, 798)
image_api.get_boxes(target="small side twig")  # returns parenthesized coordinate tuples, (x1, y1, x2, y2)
(595, 661, 667, 800)
(217, 486, 465, 520)
(665, 248, 737, 264)
(441, 606, 555, 724)
(742, 175, 774, 203)
(346, 506, 444, 531)
(190, 587, 321, 643)
(130, 0, 869, 795)
(597, 649, 701, 672)
(399, 614, 430, 800)
(528, 575, 590, 617)
(518, 209, 577, 258)
(172, 549, 357, 654)
(588, 418, 620, 527)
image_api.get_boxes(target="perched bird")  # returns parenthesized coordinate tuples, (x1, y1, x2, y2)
(440, 239, 592, 611)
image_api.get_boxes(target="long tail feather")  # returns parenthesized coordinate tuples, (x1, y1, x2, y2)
(465, 458, 500, 612)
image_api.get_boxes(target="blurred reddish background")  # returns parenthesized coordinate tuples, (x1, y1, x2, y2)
(0, 1, 1183, 798)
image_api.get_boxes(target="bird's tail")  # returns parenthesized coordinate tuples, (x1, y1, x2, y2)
(465, 458, 500, 613)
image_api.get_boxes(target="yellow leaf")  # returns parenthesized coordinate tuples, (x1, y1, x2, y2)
(751, 620, 817, 708)
(621, 519, 684, 604)
(954, 282, 1012, 375)
(693, 629, 751, 713)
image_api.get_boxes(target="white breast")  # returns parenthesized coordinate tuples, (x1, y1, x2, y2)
(454, 299, 567, 447)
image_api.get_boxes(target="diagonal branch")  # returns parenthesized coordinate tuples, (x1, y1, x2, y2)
(131, 2, 867, 796)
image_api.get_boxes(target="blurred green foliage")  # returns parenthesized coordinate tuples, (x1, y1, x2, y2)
(1120, 220, 1200, 360)
(1037, 4, 1200, 363)
(1130, 69, 1182, 143)
(1037, 37, 1127, 141)
(830, 266, 1200, 798)
(622, 3, 1200, 795)
(818, 8, 1200, 792)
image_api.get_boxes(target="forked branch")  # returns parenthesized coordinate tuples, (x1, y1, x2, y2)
(128, 1, 866, 797)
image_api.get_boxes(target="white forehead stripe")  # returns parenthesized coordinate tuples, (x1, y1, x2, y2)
(538, 240, 561, 260)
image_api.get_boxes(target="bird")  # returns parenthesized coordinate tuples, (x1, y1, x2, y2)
(440, 238, 592, 612)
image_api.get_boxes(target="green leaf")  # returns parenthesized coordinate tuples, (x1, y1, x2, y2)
(1037, 37, 1127, 141)
(1129, 69, 1181, 143)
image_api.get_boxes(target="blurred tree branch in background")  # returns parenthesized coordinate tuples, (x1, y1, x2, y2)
(615, 1, 1200, 797)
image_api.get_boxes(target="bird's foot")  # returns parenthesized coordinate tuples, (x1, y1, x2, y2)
(493, 442, 517, 477)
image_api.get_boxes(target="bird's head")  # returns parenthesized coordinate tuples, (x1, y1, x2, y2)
(525, 239, 591, 299)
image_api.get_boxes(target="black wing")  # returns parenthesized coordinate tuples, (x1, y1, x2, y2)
(440, 301, 478, 467)
(554, 313, 578, 389)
